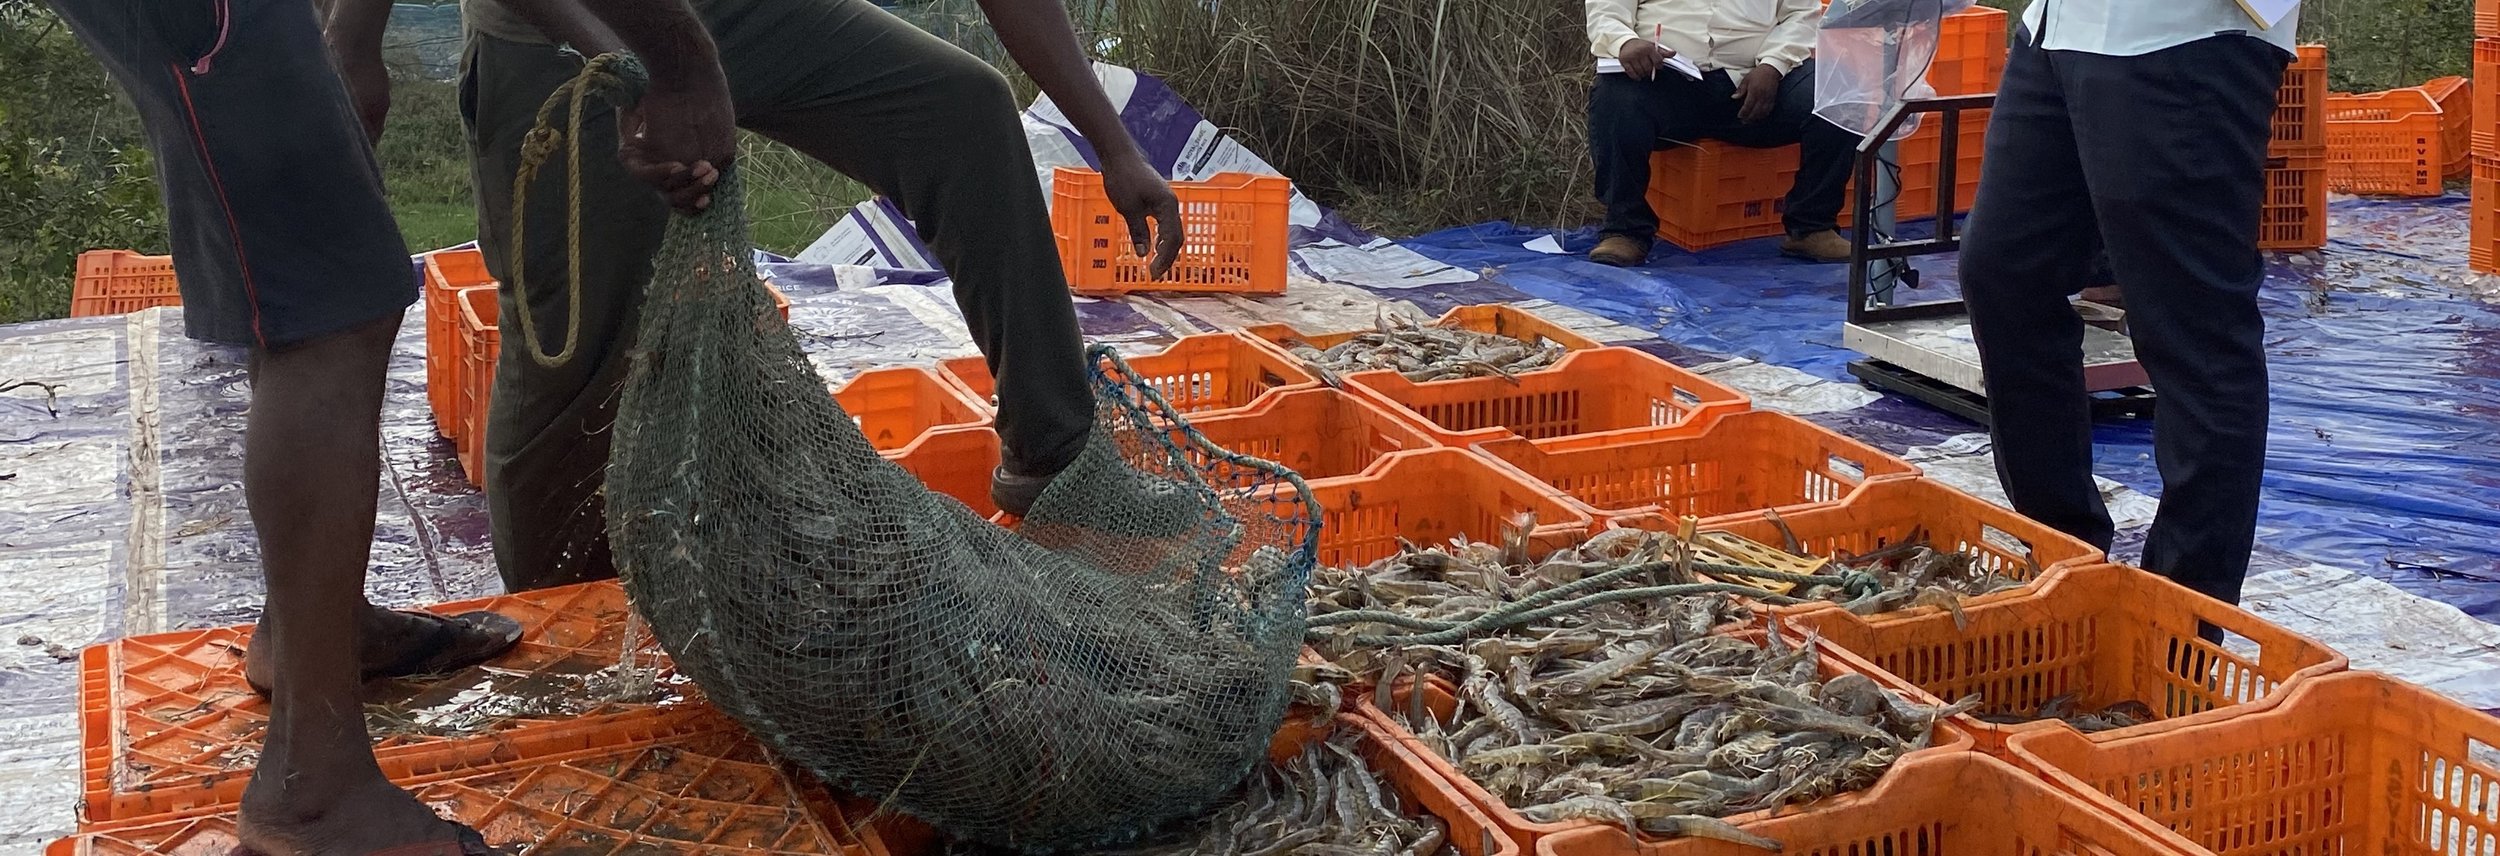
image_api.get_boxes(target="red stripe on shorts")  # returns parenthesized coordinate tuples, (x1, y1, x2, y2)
(169, 61, 267, 349)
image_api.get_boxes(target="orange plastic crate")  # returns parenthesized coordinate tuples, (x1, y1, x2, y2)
(1306, 713, 1521, 856)
(832, 366, 989, 454)
(1173, 387, 1437, 484)
(2258, 152, 2328, 251)
(1532, 752, 2201, 856)
(1612, 476, 2106, 617)
(1359, 630, 1971, 850)
(2422, 75, 2471, 179)
(2485, 0, 2499, 36)
(69, 250, 181, 318)
(423, 248, 495, 441)
(766, 279, 792, 322)
(858, 713, 1521, 856)
(942, 333, 1320, 417)
(1241, 302, 1606, 359)
(2478, 41, 2500, 154)
(1929, 5, 2009, 96)
(54, 727, 884, 855)
(1291, 448, 1590, 568)
(2271, 44, 2328, 156)
(1474, 409, 1918, 520)
(76, 580, 713, 823)
(1647, 124, 1984, 251)
(1648, 142, 1799, 250)
(1051, 167, 1291, 297)
(1788, 563, 2348, 756)
(886, 425, 1004, 517)
(2475, 158, 2499, 273)
(2010, 672, 2500, 856)
(1347, 346, 1749, 448)
(2325, 88, 2446, 196)
(455, 285, 500, 487)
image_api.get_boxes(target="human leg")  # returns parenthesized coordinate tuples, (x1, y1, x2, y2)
(1588, 73, 1679, 252)
(1957, 32, 2115, 552)
(238, 319, 496, 854)
(718, 0, 1094, 508)
(1747, 60, 1854, 239)
(2067, 38, 2285, 603)
(464, 32, 672, 591)
(44, 0, 502, 850)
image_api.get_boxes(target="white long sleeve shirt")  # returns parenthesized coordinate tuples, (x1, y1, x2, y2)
(2020, 0, 2300, 56)
(1587, 0, 1824, 78)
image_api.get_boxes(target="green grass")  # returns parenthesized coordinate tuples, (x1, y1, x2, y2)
(383, 137, 871, 257)
(393, 199, 481, 253)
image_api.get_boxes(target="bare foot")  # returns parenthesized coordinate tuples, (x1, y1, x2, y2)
(237, 772, 479, 855)
(245, 605, 520, 694)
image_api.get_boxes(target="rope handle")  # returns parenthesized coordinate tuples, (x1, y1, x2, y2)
(507, 52, 649, 368)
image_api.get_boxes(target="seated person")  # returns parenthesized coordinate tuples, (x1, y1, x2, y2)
(1584, 0, 1857, 265)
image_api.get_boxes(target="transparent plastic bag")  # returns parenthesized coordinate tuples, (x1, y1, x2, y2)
(1812, 0, 1975, 142)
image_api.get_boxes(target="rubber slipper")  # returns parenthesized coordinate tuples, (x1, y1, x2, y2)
(247, 610, 525, 697)
(228, 820, 509, 856)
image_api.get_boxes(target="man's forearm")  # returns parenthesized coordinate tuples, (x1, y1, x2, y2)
(978, 0, 1146, 165)
(321, 0, 393, 57)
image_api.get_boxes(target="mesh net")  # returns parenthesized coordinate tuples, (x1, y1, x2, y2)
(600, 164, 1321, 849)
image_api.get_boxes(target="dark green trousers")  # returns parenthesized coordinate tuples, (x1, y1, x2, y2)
(460, 0, 1094, 591)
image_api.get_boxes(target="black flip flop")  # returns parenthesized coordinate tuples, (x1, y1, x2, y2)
(230, 819, 510, 856)
(247, 610, 525, 697)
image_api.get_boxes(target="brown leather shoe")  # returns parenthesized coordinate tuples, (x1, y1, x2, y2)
(1779, 229, 1852, 263)
(1588, 234, 1651, 267)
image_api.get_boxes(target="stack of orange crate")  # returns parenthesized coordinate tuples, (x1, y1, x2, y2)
(1647, 6, 2005, 250)
(2261, 45, 2330, 250)
(2475, 5, 2500, 271)
(422, 247, 795, 489)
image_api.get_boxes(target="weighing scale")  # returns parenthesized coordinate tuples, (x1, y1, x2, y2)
(1823, 1, 2154, 426)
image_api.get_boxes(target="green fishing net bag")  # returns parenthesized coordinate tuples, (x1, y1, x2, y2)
(603, 166, 1321, 851)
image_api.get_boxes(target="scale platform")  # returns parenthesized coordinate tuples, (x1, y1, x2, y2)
(1843, 315, 2154, 425)
(1842, 95, 2153, 426)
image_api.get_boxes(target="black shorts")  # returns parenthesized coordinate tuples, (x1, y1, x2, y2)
(50, 0, 415, 348)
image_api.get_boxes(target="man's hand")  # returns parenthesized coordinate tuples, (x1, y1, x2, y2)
(1099, 154, 1183, 278)
(1734, 64, 1782, 124)
(332, 48, 392, 144)
(1616, 38, 1674, 81)
(617, 70, 737, 214)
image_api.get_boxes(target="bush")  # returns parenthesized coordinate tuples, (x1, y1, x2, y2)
(1082, 0, 1598, 235)
(0, 0, 166, 323)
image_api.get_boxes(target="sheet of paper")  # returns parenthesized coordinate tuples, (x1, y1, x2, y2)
(1523, 234, 1566, 255)
(1594, 55, 1705, 80)
(2234, 0, 2297, 29)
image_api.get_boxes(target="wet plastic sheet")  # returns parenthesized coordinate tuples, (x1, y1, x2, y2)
(1395, 195, 2500, 619)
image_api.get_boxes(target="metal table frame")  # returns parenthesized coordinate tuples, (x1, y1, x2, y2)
(1839, 95, 2155, 426)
